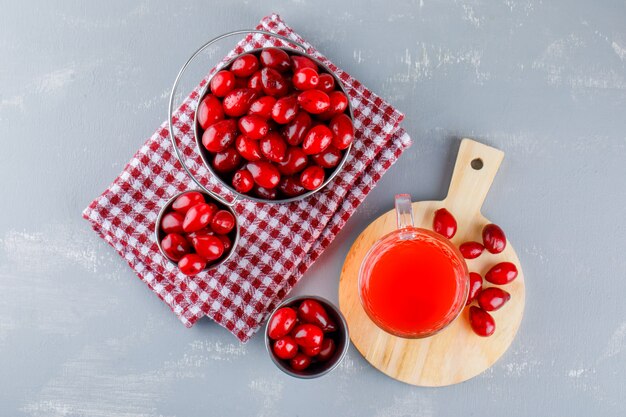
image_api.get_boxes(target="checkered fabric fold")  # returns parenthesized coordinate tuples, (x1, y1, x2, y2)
(83, 14, 412, 342)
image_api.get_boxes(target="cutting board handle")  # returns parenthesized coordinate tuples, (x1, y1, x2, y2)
(444, 138, 505, 216)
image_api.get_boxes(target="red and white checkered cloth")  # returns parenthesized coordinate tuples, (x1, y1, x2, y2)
(83, 14, 411, 342)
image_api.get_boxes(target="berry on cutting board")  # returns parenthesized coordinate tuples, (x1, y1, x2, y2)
(433, 208, 457, 239)
(485, 262, 518, 285)
(459, 241, 484, 259)
(465, 272, 483, 306)
(482, 223, 507, 254)
(427, 208, 517, 338)
(477, 287, 511, 311)
(468, 306, 496, 337)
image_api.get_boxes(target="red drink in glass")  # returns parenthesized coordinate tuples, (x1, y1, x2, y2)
(359, 195, 469, 338)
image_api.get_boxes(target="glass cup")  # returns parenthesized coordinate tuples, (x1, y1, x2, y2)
(358, 194, 469, 338)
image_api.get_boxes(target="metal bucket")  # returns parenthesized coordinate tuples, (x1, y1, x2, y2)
(167, 29, 354, 206)
(155, 190, 240, 272)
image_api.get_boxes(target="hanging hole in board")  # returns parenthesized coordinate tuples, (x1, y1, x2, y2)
(471, 158, 483, 170)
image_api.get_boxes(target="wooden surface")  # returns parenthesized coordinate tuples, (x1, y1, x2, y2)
(339, 139, 526, 386)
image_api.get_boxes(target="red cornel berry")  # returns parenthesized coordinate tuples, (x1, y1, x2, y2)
(469, 306, 496, 337)
(291, 55, 317, 72)
(297, 299, 335, 331)
(232, 169, 254, 193)
(297, 89, 331, 114)
(477, 287, 511, 311)
(238, 115, 269, 140)
(202, 119, 238, 153)
(289, 353, 312, 371)
(316, 338, 336, 362)
(160, 233, 191, 262)
(318, 73, 335, 92)
(277, 147, 308, 175)
(485, 262, 518, 285)
(268, 307, 298, 340)
(282, 111, 312, 146)
(260, 47, 291, 72)
(236, 135, 263, 162)
(171, 191, 205, 214)
(302, 125, 333, 155)
(299, 166, 325, 191)
(261, 67, 289, 97)
(292, 324, 324, 349)
(327, 91, 349, 115)
(277, 175, 306, 197)
(459, 241, 484, 259)
(300, 345, 321, 357)
(231, 54, 259, 78)
(192, 234, 224, 262)
(178, 254, 207, 276)
(260, 132, 288, 163)
(210, 210, 236, 235)
(292, 68, 319, 90)
(254, 185, 277, 200)
(197, 95, 224, 129)
(222, 88, 257, 117)
(216, 234, 232, 252)
(246, 161, 281, 189)
(160, 211, 185, 234)
(466, 272, 483, 305)
(433, 208, 457, 239)
(210, 70, 235, 97)
(482, 223, 507, 254)
(182, 203, 217, 233)
(212, 147, 242, 173)
(248, 96, 276, 119)
(329, 113, 354, 150)
(196, 48, 352, 200)
(311, 145, 342, 168)
(271, 95, 299, 124)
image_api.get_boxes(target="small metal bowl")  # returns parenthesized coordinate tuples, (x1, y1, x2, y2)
(264, 295, 350, 379)
(155, 190, 240, 272)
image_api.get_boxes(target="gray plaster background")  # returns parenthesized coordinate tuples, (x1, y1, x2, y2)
(1, 1, 625, 416)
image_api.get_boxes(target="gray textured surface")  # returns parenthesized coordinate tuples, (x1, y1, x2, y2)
(1, 1, 625, 416)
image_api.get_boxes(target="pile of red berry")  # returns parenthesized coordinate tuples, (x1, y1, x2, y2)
(158, 191, 237, 276)
(433, 209, 518, 337)
(196, 47, 354, 200)
(267, 299, 340, 372)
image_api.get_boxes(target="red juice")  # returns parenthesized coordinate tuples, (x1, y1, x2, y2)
(360, 229, 468, 338)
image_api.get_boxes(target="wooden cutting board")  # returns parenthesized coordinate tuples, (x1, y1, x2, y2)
(338, 138, 525, 387)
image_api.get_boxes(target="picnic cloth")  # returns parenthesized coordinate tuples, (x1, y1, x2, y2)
(83, 13, 412, 342)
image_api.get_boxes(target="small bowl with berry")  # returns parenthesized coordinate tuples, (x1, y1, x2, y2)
(155, 190, 239, 275)
(265, 295, 349, 378)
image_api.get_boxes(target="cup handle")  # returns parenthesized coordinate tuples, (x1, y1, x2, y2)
(395, 194, 414, 230)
